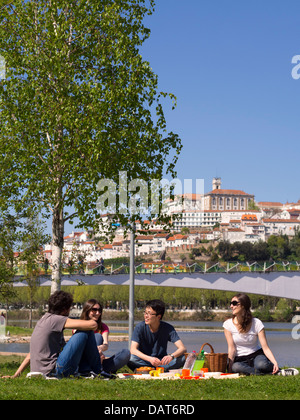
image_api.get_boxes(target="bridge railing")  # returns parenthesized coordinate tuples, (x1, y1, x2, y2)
(101, 260, 300, 275)
(64, 260, 300, 275)
(14, 260, 300, 276)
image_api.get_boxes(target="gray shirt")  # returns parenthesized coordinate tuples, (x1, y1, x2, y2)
(30, 312, 67, 375)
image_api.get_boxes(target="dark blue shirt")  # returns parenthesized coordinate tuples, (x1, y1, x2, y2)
(132, 321, 180, 359)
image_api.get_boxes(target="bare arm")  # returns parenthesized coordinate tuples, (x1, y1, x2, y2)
(97, 331, 109, 362)
(98, 330, 109, 352)
(2, 353, 30, 378)
(172, 339, 187, 358)
(258, 329, 279, 374)
(130, 340, 161, 367)
(160, 339, 187, 366)
(224, 328, 236, 372)
(64, 318, 98, 331)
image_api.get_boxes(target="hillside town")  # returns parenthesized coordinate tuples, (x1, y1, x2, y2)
(43, 178, 300, 265)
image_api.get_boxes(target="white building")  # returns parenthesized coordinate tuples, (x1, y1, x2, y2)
(280, 209, 300, 220)
(171, 210, 222, 230)
(166, 234, 189, 248)
(165, 193, 204, 214)
(222, 228, 247, 243)
(204, 178, 255, 212)
(262, 219, 300, 237)
(220, 210, 263, 224)
(167, 178, 258, 230)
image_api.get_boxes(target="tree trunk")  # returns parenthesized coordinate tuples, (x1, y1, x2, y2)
(51, 204, 64, 295)
(29, 305, 32, 329)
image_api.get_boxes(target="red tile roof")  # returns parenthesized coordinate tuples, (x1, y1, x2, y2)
(136, 236, 155, 240)
(262, 218, 300, 223)
(207, 189, 253, 196)
(258, 202, 283, 207)
(167, 234, 188, 241)
(242, 215, 258, 221)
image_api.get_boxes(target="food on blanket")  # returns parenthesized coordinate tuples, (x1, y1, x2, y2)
(181, 368, 190, 377)
(123, 373, 141, 376)
(193, 370, 204, 377)
(149, 370, 159, 377)
(135, 366, 153, 374)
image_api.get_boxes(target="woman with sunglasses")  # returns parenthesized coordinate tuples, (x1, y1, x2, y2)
(79, 299, 130, 373)
(80, 300, 109, 357)
(223, 293, 281, 376)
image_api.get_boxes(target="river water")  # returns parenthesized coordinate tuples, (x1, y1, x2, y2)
(1, 321, 299, 368)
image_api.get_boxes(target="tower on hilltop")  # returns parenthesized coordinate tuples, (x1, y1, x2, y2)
(212, 177, 221, 190)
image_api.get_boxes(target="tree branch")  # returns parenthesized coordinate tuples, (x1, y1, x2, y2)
(46, 132, 53, 149)
(64, 211, 78, 223)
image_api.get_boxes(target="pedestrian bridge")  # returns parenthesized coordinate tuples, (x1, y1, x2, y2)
(14, 270, 300, 300)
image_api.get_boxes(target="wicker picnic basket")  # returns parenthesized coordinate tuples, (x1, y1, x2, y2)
(199, 343, 228, 373)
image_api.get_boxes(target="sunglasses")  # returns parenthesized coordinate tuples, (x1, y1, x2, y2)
(90, 307, 101, 313)
(230, 301, 240, 307)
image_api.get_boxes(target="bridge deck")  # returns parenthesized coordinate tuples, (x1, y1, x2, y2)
(13, 271, 300, 300)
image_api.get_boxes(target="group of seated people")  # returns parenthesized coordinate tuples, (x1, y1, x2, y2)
(8, 292, 187, 378)
(7, 291, 298, 379)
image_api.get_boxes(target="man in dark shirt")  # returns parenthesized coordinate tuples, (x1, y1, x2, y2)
(128, 299, 186, 372)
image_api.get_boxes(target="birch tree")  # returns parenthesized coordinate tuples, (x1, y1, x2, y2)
(0, 0, 182, 293)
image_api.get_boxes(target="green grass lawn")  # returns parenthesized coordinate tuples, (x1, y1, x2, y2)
(0, 355, 299, 400)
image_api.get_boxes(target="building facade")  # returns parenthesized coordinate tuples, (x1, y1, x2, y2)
(203, 178, 254, 211)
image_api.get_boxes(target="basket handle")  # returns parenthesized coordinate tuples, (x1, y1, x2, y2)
(199, 342, 214, 354)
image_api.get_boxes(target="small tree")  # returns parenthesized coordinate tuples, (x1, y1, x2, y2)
(0, 0, 182, 294)
(0, 209, 24, 303)
(273, 298, 293, 322)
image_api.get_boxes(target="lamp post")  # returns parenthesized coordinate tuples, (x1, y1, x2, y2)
(112, 222, 135, 350)
(128, 223, 135, 349)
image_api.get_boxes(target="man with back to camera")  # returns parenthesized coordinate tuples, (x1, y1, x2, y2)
(31, 290, 103, 378)
(128, 299, 186, 372)
(7, 291, 107, 378)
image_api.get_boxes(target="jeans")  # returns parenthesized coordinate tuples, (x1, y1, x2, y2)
(95, 333, 131, 373)
(56, 330, 101, 378)
(94, 332, 105, 346)
(128, 354, 186, 372)
(231, 352, 274, 376)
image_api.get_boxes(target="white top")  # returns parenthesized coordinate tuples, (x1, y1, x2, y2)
(223, 317, 264, 357)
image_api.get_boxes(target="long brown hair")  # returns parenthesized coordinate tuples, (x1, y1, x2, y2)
(232, 293, 253, 333)
(80, 299, 104, 333)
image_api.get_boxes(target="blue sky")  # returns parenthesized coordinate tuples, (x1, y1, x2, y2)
(58, 0, 300, 235)
(139, 0, 300, 203)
